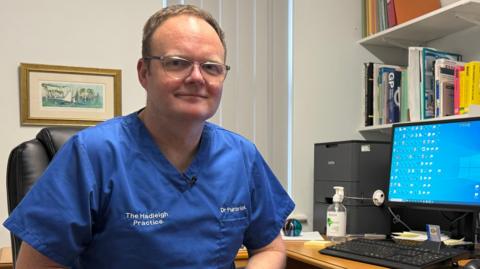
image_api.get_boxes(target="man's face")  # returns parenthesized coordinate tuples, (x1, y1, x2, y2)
(138, 15, 226, 123)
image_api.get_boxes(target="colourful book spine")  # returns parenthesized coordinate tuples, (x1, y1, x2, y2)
(386, 0, 397, 28)
(459, 69, 467, 114)
(400, 69, 409, 121)
(454, 65, 464, 115)
(386, 70, 401, 123)
(465, 63, 474, 113)
(471, 62, 480, 105)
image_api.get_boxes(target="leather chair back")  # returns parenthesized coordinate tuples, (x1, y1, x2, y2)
(6, 126, 84, 264)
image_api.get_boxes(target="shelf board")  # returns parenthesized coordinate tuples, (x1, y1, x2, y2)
(358, 0, 480, 48)
(358, 114, 474, 133)
(358, 123, 393, 133)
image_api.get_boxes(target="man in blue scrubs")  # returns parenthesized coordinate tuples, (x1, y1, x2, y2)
(4, 4, 294, 269)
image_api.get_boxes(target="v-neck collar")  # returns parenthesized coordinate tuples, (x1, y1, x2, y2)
(125, 111, 212, 192)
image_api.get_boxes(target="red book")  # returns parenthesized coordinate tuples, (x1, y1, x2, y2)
(454, 65, 465, 115)
(387, 0, 397, 28)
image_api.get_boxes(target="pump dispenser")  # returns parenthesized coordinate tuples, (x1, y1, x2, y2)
(326, 186, 347, 242)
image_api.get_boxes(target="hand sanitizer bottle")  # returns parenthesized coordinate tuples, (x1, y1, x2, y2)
(326, 186, 347, 243)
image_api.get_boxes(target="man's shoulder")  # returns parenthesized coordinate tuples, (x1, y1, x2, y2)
(207, 122, 252, 143)
(74, 113, 136, 145)
(206, 122, 257, 153)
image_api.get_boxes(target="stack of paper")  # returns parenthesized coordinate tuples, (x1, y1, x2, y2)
(281, 231, 324, 241)
(392, 230, 449, 242)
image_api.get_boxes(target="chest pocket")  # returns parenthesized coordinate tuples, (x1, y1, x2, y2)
(217, 207, 249, 269)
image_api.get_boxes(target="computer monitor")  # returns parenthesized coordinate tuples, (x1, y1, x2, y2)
(387, 117, 480, 212)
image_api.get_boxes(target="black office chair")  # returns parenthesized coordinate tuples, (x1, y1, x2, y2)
(6, 126, 84, 265)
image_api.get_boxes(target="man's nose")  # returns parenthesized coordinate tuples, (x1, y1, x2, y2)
(186, 63, 205, 82)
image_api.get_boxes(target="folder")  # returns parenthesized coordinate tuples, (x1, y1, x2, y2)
(393, 0, 440, 25)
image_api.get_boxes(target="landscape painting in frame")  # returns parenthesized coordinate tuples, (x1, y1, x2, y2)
(20, 63, 122, 126)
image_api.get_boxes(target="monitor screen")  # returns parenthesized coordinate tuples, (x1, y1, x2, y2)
(387, 117, 480, 211)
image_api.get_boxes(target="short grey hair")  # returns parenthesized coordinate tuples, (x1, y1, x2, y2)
(142, 4, 227, 60)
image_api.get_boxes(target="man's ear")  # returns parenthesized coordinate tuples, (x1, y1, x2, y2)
(137, 58, 149, 89)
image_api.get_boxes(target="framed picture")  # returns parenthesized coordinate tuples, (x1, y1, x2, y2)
(20, 63, 122, 126)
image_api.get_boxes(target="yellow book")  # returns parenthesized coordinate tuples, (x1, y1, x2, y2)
(464, 63, 474, 113)
(471, 62, 480, 105)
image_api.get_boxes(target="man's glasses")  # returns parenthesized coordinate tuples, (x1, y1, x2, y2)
(143, 55, 230, 83)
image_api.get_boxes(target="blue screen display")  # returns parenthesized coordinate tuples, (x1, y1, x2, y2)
(388, 118, 480, 208)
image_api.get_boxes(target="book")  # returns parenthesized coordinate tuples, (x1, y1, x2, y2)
(454, 65, 465, 115)
(438, 82, 455, 116)
(407, 47, 424, 121)
(470, 62, 480, 106)
(421, 48, 461, 119)
(393, 0, 441, 25)
(433, 59, 462, 117)
(373, 64, 403, 125)
(463, 62, 474, 113)
(377, 0, 388, 32)
(459, 69, 467, 114)
(386, 70, 402, 123)
(363, 62, 374, 126)
(369, 0, 378, 35)
(386, 0, 397, 28)
(400, 69, 409, 122)
(362, 0, 367, 37)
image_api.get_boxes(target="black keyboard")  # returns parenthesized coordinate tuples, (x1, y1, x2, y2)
(320, 238, 469, 269)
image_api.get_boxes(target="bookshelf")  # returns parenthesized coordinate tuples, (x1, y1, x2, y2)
(359, 0, 480, 48)
(358, 0, 480, 135)
(358, 113, 474, 136)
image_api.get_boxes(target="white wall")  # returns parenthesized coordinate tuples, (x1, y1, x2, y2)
(291, 0, 378, 231)
(0, 0, 161, 247)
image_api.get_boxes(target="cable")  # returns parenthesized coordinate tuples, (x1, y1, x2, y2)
(448, 212, 469, 226)
(387, 207, 412, 231)
(440, 211, 455, 222)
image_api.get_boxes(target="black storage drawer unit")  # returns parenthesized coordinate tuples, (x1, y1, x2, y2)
(313, 140, 391, 235)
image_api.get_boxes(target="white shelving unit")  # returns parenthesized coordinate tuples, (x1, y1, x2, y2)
(359, 0, 480, 48)
(357, 0, 480, 136)
(358, 114, 474, 135)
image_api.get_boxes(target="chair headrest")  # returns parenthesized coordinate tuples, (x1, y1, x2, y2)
(36, 126, 85, 159)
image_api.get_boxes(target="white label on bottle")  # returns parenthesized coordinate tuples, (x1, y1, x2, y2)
(326, 211, 346, 237)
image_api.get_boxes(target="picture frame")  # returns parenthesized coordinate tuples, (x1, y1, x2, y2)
(20, 63, 122, 126)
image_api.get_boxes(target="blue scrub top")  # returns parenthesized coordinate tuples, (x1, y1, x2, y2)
(4, 112, 295, 269)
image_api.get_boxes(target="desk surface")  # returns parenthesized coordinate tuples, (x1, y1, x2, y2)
(235, 241, 386, 269)
(0, 243, 471, 269)
(285, 241, 387, 269)
(236, 240, 472, 269)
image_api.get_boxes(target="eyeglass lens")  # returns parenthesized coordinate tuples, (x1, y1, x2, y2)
(161, 56, 228, 81)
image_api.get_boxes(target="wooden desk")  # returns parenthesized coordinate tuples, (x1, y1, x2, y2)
(0, 247, 12, 269)
(235, 241, 386, 269)
(1, 243, 470, 269)
(285, 241, 386, 269)
(236, 240, 471, 269)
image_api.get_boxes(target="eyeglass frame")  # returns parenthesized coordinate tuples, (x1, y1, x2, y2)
(143, 55, 231, 82)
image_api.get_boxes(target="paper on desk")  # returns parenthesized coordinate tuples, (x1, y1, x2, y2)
(282, 231, 324, 241)
(392, 231, 449, 242)
(392, 231, 473, 246)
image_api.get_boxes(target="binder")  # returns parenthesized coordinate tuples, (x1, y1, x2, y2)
(393, 0, 440, 24)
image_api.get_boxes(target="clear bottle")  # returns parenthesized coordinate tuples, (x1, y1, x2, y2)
(326, 186, 347, 243)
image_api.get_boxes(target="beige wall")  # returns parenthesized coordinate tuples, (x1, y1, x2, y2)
(291, 0, 370, 231)
(0, 0, 161, 247)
